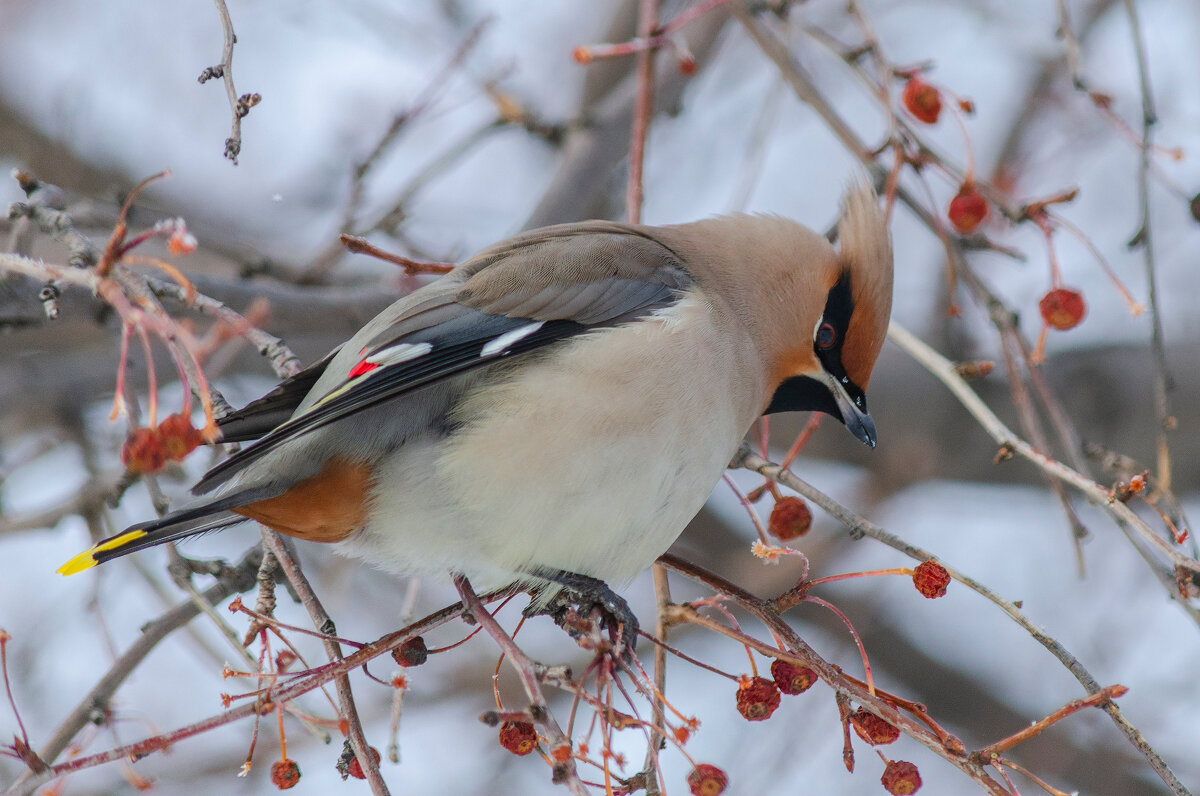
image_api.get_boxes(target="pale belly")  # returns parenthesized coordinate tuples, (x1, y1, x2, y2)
(337, 296, 764, 588)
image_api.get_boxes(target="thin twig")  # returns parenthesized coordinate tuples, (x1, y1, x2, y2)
(656, 556, 1009, 795)
(260, 530, 389, 796)
(991, 298, 1089, 572)
(7, 589, 514, 796)
(1121, 0, 1176, 506)
(731, 446, 1191, 796)
(975, 685, 1128, 762)
(199, 0, 260, 164)
(7, 547, 261, 793)
(147, 276, 302, 379)
(886, 321, 1199, 577)
(371, 120, 506, 238)
(303, 20, 492, 281)
(452, 576, 588, 796)
(626, 0, 659, 224)
(639, 563, 671, 795)
(732, 6, 872, 162)
(339, 235, 456, 275)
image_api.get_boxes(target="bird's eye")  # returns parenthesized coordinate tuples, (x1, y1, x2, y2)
(816, 323, 838, 350)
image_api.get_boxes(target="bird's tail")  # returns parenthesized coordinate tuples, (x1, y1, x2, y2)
(57, 489, 274, 575)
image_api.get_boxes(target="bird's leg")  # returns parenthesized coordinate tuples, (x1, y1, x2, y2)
(523, 569, 639, 656)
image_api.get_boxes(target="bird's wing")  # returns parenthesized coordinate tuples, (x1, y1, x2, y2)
(192, 224, 691, 494)
(214, 348, 343, 442)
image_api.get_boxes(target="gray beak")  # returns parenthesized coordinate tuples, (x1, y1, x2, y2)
(823, 371, 877, 448)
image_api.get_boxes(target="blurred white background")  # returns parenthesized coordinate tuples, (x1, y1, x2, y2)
(1, 1, 1198, 794)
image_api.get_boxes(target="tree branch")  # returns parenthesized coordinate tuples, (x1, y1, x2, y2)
(8, 546, 261, 793)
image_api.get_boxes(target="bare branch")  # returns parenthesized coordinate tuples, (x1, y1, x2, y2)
(453, 576, 588, 795)
(8, 546, 261, 794)
(198, 0, 260, 164)
(625, 0, 659, 224)
(886, 321, 1198, 577)
(732, 445, 1191, 795)
(261, 530, 388, 795)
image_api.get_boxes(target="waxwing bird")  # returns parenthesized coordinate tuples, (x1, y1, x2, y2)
(59, 180, 893, 647)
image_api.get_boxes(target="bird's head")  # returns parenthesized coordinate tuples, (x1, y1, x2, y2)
(760, 180, 894, 446)
(662, 180, 893, 447)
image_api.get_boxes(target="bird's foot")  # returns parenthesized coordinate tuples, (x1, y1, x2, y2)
(524, 570, 639, 658)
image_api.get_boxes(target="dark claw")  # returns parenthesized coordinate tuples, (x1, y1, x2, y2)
(523, 570, 639, 657)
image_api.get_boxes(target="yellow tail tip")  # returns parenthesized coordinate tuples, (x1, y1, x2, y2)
(56, 529, 149, 576)
(57, 551, 98, 576)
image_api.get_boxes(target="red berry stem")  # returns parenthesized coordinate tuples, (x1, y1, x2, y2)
(721, 473, 772, 545)
(804, 567, 913, 589)
(803, 595, 875, 696)
(110, 322, 132, 422)
(1047, 212, 1144, 315)
(975, 684, 1128, 760)
(837, 672, 963, 751)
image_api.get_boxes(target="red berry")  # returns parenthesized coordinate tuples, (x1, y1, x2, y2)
(902, 77, 942, 124)
(679, 56, 698, 75)
(391, 636, 428, 667)
(687, 763, 728, 796)
(768, 497, 812, 541)
(850, 709, 900, 745)
(270, 758, 301, 790)
(735, 676, 781, 721)
(770, 659, 817, 695)
(881, 760, 922, 794)
(121, 426, 166, 474)
(347, 746, 382, 780)
(948, 183, 989, 234)
(157, 412, 202, 461)
(911, 561, 951, 599)
(1039, 288, 1086, 331)
(498, 721, 538, 756)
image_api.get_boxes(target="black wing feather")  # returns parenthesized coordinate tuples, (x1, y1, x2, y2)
(192, 316, 585, 495)
(216, 348, 341, 442)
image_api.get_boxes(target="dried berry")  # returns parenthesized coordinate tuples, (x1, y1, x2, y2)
(391, 636, 429, 667)
(948, 183, 989, 234)
(1039, 288, 1086, 331)
(270, 758, 301, 790)
(347, 746, 382, 780)
(770, 659, 817, 695)
(498, 721, 538, 756)
(911, 561, 951, 599)
(167, 222, 197, 256)
(881, 760, 922, 794)
(121, 426, 166, 474)
(768, 496, 812, 541)
(687, 763, 728, 796)
(157, 412, 203, 461)
(902, 77, 942, 124)
(850, 709, 900, 745)
(735, 676, 781, 721)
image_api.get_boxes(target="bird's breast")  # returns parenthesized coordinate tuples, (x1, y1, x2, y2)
(354, 294, 765, 586)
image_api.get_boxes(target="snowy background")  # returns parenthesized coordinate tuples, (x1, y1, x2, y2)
(1, 1, 1199, 794)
